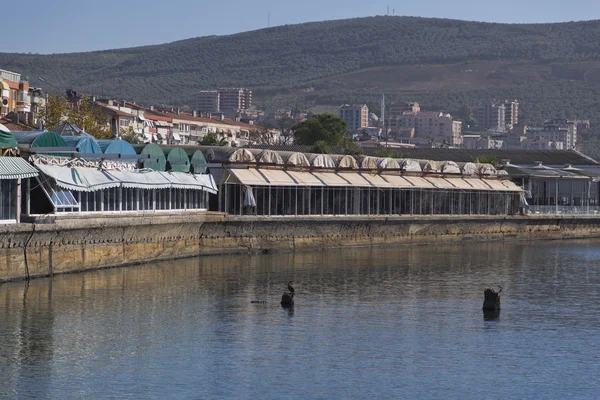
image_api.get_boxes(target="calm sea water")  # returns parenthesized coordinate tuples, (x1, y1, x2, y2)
(1, 241, 600, 399)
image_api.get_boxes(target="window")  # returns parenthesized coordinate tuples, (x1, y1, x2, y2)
(120, 118, 131, 127)
(0, 180, 16, 220)
(37, 176, 80, 212)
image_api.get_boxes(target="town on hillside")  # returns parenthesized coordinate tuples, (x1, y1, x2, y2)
(0, 67, 592, 153)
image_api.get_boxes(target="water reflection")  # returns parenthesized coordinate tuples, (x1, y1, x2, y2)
(483, 309, 501, 321)
(0, 240, 600, 399)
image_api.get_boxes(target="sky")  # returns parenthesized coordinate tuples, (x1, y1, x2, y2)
(2, 0, 600, 54)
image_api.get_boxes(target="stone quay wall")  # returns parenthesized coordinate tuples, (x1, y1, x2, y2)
(2, 212, 600, 282)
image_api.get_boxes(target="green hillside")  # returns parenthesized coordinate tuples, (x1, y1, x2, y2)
(2, 16, 600, 128)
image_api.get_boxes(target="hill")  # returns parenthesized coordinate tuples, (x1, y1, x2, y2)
(2, 16, 600, 127)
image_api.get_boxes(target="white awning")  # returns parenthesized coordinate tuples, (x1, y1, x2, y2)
(36, 164, 120, 192)
(108, 170, 172, 189)
(228, 169, 269, 186)
(424, 177, 456, 190)
(159, 172, 217, 193)
(361, 173, 393, 187)
(286, 170, 324, 186)
(172, 133, 182, 141)
(380, 175, 414, 188)
(311, 172, 350, 187)
(258, 169, 299, 186)
(402, 176, 436, 189)
(463, 178, 494, 191)
(337, 172, 371, 187)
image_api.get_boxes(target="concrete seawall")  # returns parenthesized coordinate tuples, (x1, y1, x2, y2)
(2, 212, 600, 282)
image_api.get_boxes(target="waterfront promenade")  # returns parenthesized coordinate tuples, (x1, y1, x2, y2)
(3, 212, 600, 282)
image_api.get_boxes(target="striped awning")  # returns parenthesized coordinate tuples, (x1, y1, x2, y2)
(0, 157, 39, 180)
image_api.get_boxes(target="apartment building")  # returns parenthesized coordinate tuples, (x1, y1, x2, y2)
(504, 100, 519, 130)
(530, 119, 577, 150)
(0, 69, 30, 118)
(197, 91, 220, 113)
(339, 104, 369, 131)
(475, 103, 506, 132)
(401, 111, 463, 146)
(219, 88, 252, 117)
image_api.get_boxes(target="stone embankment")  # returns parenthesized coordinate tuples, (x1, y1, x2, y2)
(2, 212, 600, 282)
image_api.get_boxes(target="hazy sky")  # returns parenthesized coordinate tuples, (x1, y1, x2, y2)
(3, 0, 599, 54)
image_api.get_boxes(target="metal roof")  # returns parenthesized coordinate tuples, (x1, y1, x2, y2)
(0, 157, 39, 180)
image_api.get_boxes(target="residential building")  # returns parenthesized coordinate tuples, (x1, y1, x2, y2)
(463, 135, 503, 149)
(531, 119, 578, 150)
(339, 104, 369, 132)
(0, 69, 30, 119)
(575, 120, 591, 135)
(197, 91, 220, 113)
(401, 111, 463, 146)
(521, 138, 564, 150)
(504, 100, 519, 130)
(389, 102, 420, 118)
(219, 88, 252, 117)
(475, 103, 506, 132)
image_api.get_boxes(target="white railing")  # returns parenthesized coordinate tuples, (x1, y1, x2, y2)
(527, 206, 600, 215)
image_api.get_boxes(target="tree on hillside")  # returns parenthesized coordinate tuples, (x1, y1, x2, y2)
(69, 95, 112, 139)
(457, 105, 476, 128)
(341, 139, 363, 155)
(40, 94, 112, 138)
(293, 114, 347, 146)
(39, 93, 69, 130)
(250, 123, 278, 145)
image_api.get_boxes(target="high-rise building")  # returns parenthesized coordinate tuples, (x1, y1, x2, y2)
(504, 100, 519, 130)
(197, 91, 220, 113)
(532, 119, 577, 150)
(338, 104, 369, 131)
(219, 88, 252, 116)
(475, 103, 506, 132)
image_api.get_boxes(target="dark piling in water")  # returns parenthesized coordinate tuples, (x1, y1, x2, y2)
(482, 287, 502, 311)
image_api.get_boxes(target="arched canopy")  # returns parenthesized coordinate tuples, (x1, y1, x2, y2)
(440, 161, 461, 174)
(266, 150, 309, 167)
(256, 149, 284, 165)
(163, 147, 190, 172)
(399, 159, 422, 172)
(478, 163, 497, 176)
(460, 162, 479, 176)
(377, 158, 401, 169)
(308, 153, 336, 169)
(13, 131, 69, 156)
(98, 139, 137, 157)
(0, 130, 17, 149)
(190, 150, 208, 174)
(136, 143, 166, 171)
(333, 155, 359, 169)
(62, 135, 102, 156)
(358, 156, 378, 169)
(419, 160, 441, 173)
(206, 147, 255, 163)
